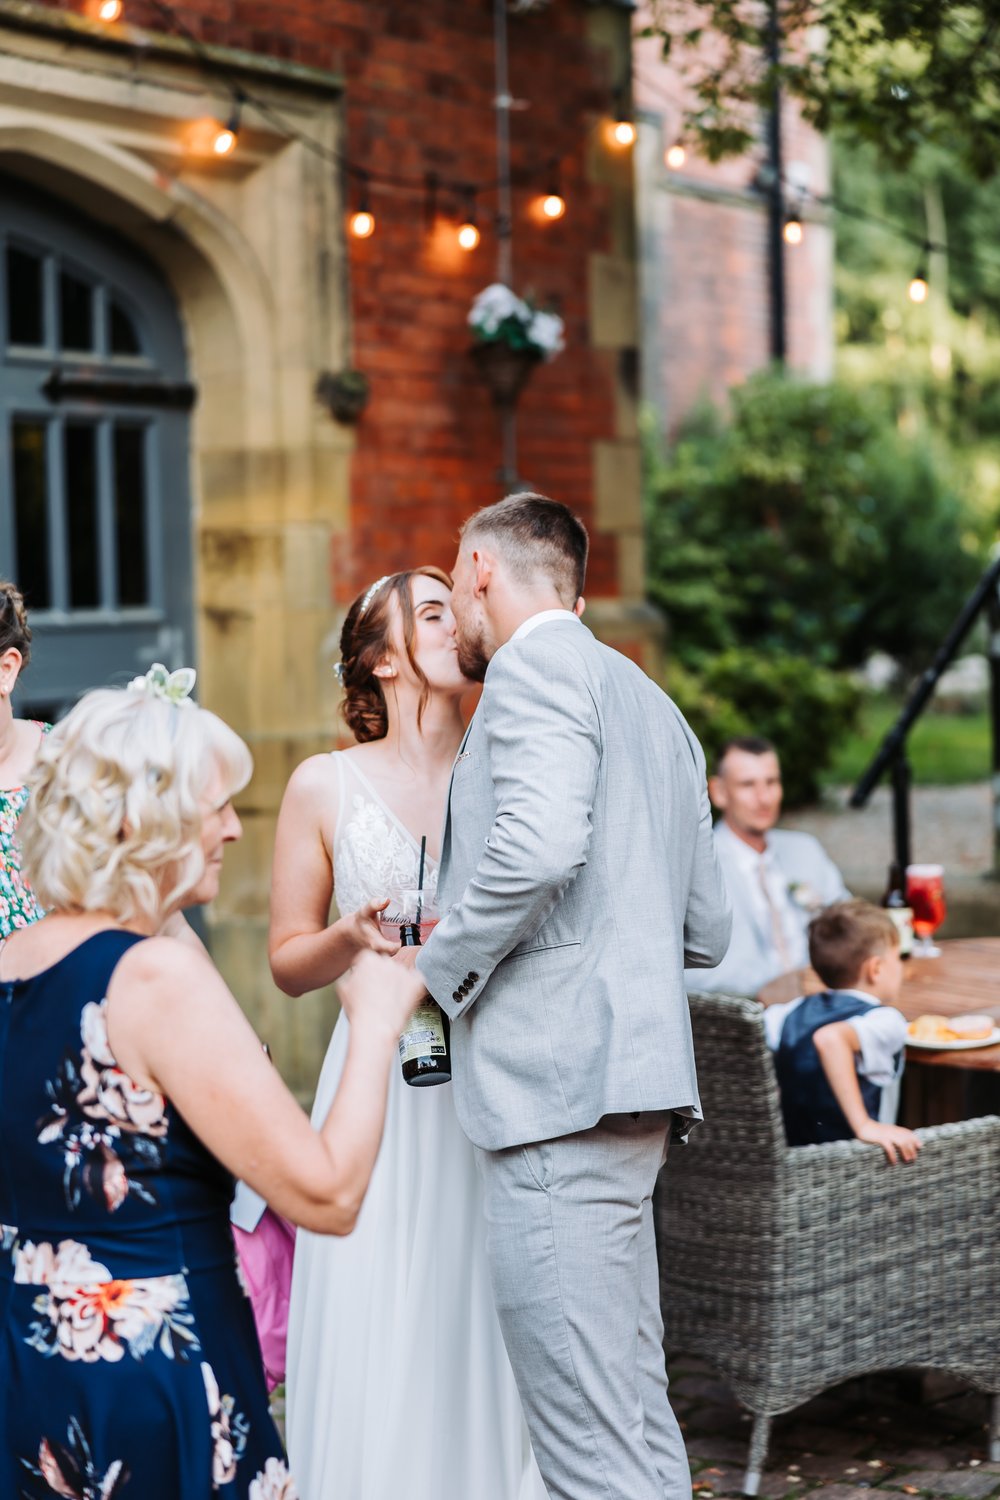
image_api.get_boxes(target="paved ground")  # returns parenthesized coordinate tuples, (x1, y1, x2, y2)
(789, 785, 1000, 935)
(671, 1356, 997, 1500)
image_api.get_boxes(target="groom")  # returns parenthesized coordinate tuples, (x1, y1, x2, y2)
(412, 493, 731, 1500)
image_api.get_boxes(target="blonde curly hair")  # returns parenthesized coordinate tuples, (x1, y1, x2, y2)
(19, 687, 252, 926)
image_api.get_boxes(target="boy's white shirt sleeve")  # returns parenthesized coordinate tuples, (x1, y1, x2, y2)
(763, 996, 803, 1050)
(847, 1005, 909, 1087)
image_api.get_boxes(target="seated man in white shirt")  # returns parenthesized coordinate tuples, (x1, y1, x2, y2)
(763, 899, 919, 1165)
(686, 735, 849, 997)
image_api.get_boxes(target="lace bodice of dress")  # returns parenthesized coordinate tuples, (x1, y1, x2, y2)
(331, 752, 440, 919)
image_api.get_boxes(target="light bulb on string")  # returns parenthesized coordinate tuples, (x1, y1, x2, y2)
(909, 246, 930, 303)
(97, 0, 122, 19)
(349, 175, 375, 240)
(665, 139, 686, 171)
(540, 168, 566, 221)
(457, 189, 480, 251)
(783, 213, 804, 246)
(909, 270, 929, 303)
(212, 93, 243, 157)
(611, 88, 636, 148)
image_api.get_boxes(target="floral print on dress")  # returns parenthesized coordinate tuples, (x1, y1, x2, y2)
(201, 1362, 250, 1489)
(0, 723, 50, 941)
(37, 1002, 167, 1214)
(18, 1414, 129, 1499)
(248, 1458, 299, 1500)
(16, 1238, 199, 1364)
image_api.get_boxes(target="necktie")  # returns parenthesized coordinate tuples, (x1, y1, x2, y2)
(757, 860, 793, 971)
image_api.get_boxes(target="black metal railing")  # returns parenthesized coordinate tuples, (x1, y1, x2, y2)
(850, 550, 1000, 874)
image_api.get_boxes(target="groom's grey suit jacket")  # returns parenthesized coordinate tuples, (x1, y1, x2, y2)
(416, 616, 732, 1152)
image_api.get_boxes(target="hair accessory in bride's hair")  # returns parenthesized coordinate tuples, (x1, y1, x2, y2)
(333, 661, 346, 685)
(358, 575, 390, 619)
(126, 662, 197, 707)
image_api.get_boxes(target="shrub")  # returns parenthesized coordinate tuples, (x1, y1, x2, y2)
(666, 649, 862, 807)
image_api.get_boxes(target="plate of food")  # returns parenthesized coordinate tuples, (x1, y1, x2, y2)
(906, 1013, 1000, 1050)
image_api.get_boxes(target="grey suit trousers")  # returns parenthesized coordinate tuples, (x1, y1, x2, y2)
(475, 1113, 690, 1500)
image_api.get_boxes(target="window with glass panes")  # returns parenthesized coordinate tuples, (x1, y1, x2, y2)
(1, 179, 194, 719)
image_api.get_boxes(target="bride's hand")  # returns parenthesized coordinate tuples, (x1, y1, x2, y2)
(336, 951, 426, 1039)
(346, 898, 400, 957)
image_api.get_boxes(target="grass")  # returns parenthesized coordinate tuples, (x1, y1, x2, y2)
(822, 699, 992, 787)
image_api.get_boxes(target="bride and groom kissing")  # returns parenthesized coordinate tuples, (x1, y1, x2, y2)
(271, 492, 732, 1500)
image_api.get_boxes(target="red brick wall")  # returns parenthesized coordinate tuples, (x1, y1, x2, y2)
(43, 0, 630, 603)
(633, 17, 834, 434)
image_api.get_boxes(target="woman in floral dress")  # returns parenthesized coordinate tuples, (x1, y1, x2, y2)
(0, 580, 47, 937)
(0, 670, 423, 1500)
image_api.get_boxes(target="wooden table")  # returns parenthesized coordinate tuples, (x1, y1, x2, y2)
(757, 937, 1000, 1071)
(757, 938, 1000, 1124)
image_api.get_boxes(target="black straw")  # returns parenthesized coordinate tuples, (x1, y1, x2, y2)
(416, 835, 427, 926)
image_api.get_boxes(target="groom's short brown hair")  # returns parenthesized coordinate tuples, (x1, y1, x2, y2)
(461, 493, 588, 605)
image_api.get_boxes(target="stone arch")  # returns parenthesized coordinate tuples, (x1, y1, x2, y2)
(0, 116, 278, 451)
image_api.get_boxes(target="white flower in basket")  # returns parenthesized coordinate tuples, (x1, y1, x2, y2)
(468, 283, 565, 363)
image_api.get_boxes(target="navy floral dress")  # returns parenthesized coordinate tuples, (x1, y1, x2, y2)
(0, 930, 297, 1500)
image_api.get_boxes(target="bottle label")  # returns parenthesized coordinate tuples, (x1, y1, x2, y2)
(886, 905, 914, 958)
(399, 1002, 448, 1064)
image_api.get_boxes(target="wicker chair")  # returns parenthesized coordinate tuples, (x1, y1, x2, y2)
(656, 991, 1000, 1496)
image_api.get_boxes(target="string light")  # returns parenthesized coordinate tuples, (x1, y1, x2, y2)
(541, 168, 566, 220)
(349, 175, 375, 240)
(457, 190, 480, 250)
(909, 270, 929, 303)
(95, 0, 122, 19)
(611, 88, 636, 148)
(212, 92, 243, 156)
(665, 139, 686, 170)
(783, 213, 804, 246)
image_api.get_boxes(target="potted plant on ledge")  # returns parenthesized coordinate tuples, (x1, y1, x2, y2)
(467, 283, 565, 406)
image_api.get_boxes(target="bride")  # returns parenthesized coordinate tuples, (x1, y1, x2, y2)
(271, 567, 546, 1500)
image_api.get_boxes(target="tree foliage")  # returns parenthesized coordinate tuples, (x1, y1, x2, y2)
(640, 1, 1000, 180)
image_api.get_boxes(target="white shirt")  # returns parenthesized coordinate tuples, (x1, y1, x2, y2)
(717, 822, 810, 973)
(764, 989, 908, 1122)
(511, 609, 581, 642)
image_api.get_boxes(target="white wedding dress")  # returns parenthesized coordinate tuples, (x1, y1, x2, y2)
(285, 751, 546, 1500)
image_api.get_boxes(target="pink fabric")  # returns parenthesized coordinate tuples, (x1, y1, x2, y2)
(232, 1209, 297, 1392)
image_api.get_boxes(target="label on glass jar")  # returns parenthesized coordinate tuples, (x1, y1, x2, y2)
(399, 1002, 448, 1064)
(885, 905, 914, 958)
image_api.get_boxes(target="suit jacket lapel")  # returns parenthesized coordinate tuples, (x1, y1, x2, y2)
(440, 709, 479, 879)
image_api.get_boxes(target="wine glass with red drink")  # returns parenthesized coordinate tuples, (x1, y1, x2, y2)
(906, 864, 947, 957)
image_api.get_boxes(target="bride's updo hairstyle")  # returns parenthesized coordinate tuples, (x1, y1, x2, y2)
(0, 579, 31, 666)
(19, 684, 252, 926)
(339, 567, 453, 744)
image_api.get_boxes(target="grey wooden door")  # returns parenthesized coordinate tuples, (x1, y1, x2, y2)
(0, 178, 194, 720)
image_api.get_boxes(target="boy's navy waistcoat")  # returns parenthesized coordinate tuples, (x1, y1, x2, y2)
(775, 991, 899, 1147)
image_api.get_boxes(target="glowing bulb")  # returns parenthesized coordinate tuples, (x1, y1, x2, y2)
(98, 0, 122, 19)
(909, 274, 929, 304)
(212, 127, 236, 156)
(458, 222, 480, 251)
(665, 142, 686, 170)
(350, 210, 375, 240)
(613, 119, 637, 148)
(542, 193, 566, 220)
(783, 217, 803, 246)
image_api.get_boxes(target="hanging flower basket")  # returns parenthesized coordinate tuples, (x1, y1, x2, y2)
(467, 283, 565, 407)
(470, 340, 543, 406)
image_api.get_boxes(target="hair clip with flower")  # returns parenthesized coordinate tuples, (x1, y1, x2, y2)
(127, 662, 197, 707)
(358, 575, 390, 619)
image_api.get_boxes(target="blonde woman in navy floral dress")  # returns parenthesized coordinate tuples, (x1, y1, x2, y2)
(0, 582, 47, 938)
(0, 671, 424, 1500)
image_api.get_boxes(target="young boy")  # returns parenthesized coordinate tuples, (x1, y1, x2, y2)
(764, 899, 921, 1164)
